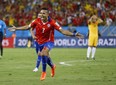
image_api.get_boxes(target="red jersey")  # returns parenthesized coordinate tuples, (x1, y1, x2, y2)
(29, 17, 61, 44)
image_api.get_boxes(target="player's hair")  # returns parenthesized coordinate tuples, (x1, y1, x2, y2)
(41, 7, 49, 13)
(41, 7, 48, 11)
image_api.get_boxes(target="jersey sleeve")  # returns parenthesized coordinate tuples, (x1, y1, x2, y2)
(52, 20, 62, 31)
(29, 20, 36, 30)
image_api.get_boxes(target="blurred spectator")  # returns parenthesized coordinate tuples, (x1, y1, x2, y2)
(68, 24, 77, 33)
(27, 30, 32, 48)
(0, 0, 115, 27)
(106, 16, 113, 26)
(9, 14, 15, 26)
(12, 31, 16, 47)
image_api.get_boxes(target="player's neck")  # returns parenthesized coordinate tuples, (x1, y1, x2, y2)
(42, 18, 48, 24)
(42, 20, 48, 25)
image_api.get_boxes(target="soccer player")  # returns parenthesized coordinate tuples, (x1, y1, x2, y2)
(0, 18, 7, 58)
(87, 15, 103, 60)
(9, 8, 83, 80)
(33, 40, 54, 73)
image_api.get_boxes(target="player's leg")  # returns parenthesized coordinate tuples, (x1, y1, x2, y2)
(33, 41, 55, 73)
(0, 42, 3, 58)
(1, 44, 3, 56)
(91, 37, 98, 60)
(91, 46, 96, 60)
(27, 37, 33, 48)
(0, 32, 3, 58)
(45, 42, 56, 77)
(87, 46, 92, 60)
(44, 42, 56, 77)
(33, 52, 42, 72)
(47, 55, 56, 77)
(47, 56, 54, 68)
(40, 47, 49, 80)
(36, 55, 42, 68)
(45, 42, 54, 68)
(87, 36, 93, 59)
(33, 41, 42, 72)
(40, 42, 55, 80)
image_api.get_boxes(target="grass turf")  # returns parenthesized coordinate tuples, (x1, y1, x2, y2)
(0, 48, 116, 85)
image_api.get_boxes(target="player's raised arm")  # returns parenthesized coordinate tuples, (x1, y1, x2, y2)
(88, 15, 96, 23)
(15, 25, 30, 30)
(8, 25, 30, 31)
(58, 28, 84, 38)
(52, 20, 84, 38)
(88, 16, 93, 24)
(97, 18, 103, 24)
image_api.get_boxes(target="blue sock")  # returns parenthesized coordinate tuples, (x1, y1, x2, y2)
(36, 55, 41, 68)
(42, 56, 48, 72)
(47, 57, 53, 68)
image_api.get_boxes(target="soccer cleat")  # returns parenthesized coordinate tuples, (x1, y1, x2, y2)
(33, 68, 38, 72)
(40, 72, 46, 81)
(51, 64, 56, 77)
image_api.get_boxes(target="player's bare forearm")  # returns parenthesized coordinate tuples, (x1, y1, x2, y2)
(30, 28, 37, 39)
(59, 29, 84, 38)
(75, 32, 84, 38)
(8, 25, 30, 31)
(88, 17, 93, 23)
(88, 15, 96, 23)
(59, 29, 73, 36)
(15, 25, 29, 30)
(97, 18, 103, 24)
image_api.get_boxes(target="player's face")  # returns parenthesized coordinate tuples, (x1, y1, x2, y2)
(92, 15, 97, 23)
(92, 17, 97, 23)
(40, 10, 49, 22)
(38, 13, 42, 18)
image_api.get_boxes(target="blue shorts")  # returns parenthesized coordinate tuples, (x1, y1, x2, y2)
(35, 41, 54, 54)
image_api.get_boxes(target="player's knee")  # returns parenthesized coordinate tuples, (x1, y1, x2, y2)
(41, 51, 49, 57)
(38, 52, 42, 56)
(43, 52, 49, 56)
(39, 52, 45, 56)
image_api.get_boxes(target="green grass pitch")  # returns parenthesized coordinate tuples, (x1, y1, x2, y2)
(0, 48, 116, 85)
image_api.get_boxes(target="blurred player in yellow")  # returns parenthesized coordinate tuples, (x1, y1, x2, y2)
(87, 15, 103, 60)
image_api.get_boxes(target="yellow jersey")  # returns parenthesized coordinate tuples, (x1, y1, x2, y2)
(88, 21, 98, 36)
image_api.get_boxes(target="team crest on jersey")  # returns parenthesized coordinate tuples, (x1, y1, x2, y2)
(47, 24, 50, 27)
(55, 22, 60, 26)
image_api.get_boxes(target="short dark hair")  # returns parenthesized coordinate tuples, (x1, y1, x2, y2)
(41, 7, 49, 13)
(41, 7, 48, 10)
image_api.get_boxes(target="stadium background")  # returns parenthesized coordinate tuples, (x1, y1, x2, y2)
(0, 0, 116, 48)
(0, 0, 116, 85)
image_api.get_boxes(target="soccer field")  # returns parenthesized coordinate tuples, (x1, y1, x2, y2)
(0, 48, 116, 85)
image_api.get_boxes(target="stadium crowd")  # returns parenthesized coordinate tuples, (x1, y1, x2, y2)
(0, 0, 115, 26)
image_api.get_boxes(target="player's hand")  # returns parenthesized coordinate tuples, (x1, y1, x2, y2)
(32, 35, 37, 40)
(75, 32, 84, 39)
(8, 25, 16, 31)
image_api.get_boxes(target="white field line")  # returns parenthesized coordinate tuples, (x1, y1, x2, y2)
(59, 62, 72, 66)
(59, 59, 114, 66)
(59, 60, 86, 66)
